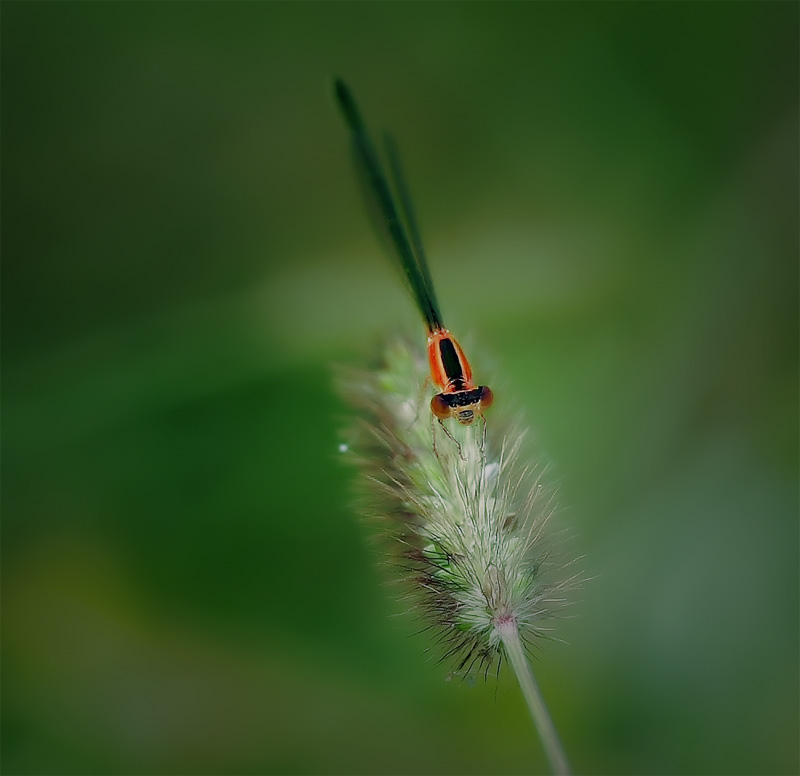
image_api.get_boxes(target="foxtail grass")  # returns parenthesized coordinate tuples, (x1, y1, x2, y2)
(338, 337, 576, 774)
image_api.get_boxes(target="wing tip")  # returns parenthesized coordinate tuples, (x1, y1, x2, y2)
(333, 77, 362, 133)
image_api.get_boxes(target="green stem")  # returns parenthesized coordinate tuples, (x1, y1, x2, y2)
(497, 620, 571, 775)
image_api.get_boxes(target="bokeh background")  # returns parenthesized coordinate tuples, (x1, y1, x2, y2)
(3, 3, 798, 774)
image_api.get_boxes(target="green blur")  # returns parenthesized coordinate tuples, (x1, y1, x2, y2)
(3, 2, 797, 774)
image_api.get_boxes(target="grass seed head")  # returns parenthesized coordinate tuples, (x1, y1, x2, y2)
(339, 338, 575, 678)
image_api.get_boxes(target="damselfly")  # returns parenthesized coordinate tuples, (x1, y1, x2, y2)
(334, 79, 493, 431)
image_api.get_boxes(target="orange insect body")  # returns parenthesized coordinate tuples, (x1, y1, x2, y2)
(427, 328, 475, 393)
(427, 328, 493, 425)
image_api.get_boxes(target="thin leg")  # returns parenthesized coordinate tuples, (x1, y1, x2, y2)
(438, 418, 465, 461)
(431, 411, 440, 460)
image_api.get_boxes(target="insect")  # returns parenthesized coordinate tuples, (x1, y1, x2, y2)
(334, 79, 493, 435)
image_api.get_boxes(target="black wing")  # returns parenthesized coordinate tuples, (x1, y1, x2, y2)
(334, 78, 444, 332)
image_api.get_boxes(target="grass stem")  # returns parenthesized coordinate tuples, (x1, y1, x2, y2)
(497, 620, 571, 775)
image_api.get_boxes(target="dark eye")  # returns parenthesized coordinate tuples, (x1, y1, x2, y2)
(479, 386, 494, 409)
(430, 393, 451, 419)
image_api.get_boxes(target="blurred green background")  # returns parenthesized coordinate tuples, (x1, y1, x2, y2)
(2, 2, 797, 774)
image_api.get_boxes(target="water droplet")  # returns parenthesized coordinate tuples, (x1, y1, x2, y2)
(338, 443, 349, 453)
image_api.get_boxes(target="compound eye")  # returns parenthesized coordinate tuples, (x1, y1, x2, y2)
(479, 385, 494, 410)
(430, 393, 452, 420)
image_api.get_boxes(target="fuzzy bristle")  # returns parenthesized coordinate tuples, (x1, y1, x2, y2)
(338, 337, 576, 679)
